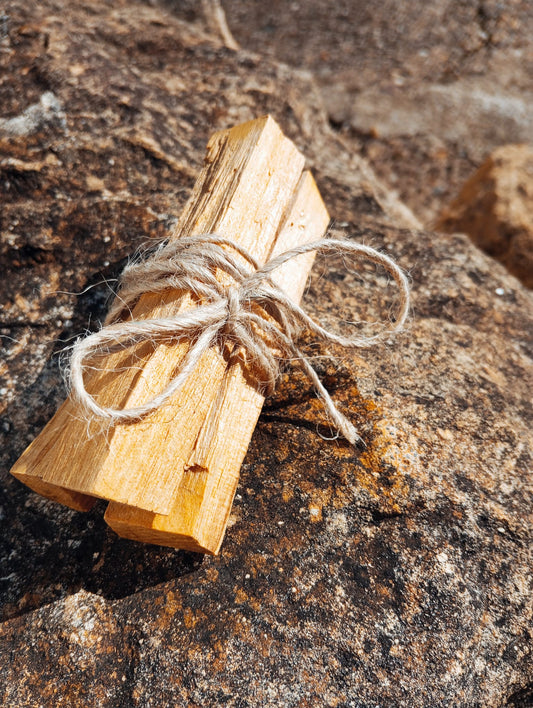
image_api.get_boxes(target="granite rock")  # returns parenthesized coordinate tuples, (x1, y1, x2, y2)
(1, 1, 532, 706)
(437, 144, 533, 288)
(0, 590, 131, 707)
(215, 0, 533, 224)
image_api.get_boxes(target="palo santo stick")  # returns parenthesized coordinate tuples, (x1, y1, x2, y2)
(11, 116, 305, 514)
(105, 171, 330, 553)
(10, 293, 201, 512)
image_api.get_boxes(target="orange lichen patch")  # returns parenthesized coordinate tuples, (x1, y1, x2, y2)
(358, 442, 409, 514)
(234, 588, 248, 605)
(265, 375, 419, 514)
(282, 482, 294, 503)
(210, 640, 229, 673)
(286, 379, 418, 513)
(203, 567, 219, 583)
(307, 486, 333, 512)
(272, 533, 302, 555)
(182, 607, 200, 629)
(339, 384, 418, 513)
(249, 596, 262, 612)
(153, 589, 185, 632)
(257, 634, 273, 658)
(377, 585, 392, 600)
(247, 553, 269, 573)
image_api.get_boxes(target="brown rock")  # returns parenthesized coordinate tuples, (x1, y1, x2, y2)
(1, 1, 532, 707)
(215, 0, 533, 223)
(437, 144, 533, 288)
(0, 591, 131, 707)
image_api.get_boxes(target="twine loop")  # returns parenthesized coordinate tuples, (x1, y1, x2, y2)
(69, 234, 410, 445)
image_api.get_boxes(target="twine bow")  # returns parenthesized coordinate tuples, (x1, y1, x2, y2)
(69, 234, 410, 444)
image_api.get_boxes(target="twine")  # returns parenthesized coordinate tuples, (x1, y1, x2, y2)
(69, 234, 410, 445)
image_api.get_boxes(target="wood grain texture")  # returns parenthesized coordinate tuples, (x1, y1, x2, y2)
(105, 171, 330, 553)
(11, 116, 305, 515)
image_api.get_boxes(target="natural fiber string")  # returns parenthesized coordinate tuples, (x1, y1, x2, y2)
(69, 234, 410, 445)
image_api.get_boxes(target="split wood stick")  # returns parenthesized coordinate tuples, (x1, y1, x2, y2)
(104, 171, 330, 553)
(11, 116, 305, 514)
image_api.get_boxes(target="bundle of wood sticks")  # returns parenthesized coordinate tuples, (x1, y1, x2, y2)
(10, 116, 330, 554)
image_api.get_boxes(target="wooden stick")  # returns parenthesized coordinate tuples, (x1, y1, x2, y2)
(11, 116, 305, 515)
(104, 171, 330, 553)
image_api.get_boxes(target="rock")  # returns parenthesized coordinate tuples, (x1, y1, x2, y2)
(1, 1, 532, 707)
(0, 591, 131, 707)
(0, 91, 66, 137)
(216, 0, 533, 223)
(436, 144, 533, 288)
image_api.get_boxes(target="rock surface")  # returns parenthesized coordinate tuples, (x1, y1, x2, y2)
(215, 0, 533, 224)
(437, 144, 533, 289)
(1, 1, 533, 707)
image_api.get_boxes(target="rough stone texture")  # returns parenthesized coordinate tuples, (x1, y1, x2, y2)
(437, 144, 533, 289)
(0, 590, 132, 707)
(214, 0, 533, 225)
(1, 1, 533, 707)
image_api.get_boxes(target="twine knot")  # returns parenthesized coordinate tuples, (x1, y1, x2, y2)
(224, 286, 240, 326)
(69, 234, 410, 445)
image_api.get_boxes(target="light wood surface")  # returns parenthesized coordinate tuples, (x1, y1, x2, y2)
(11, 116, 305, 515)
(105, 171, 330, 553)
